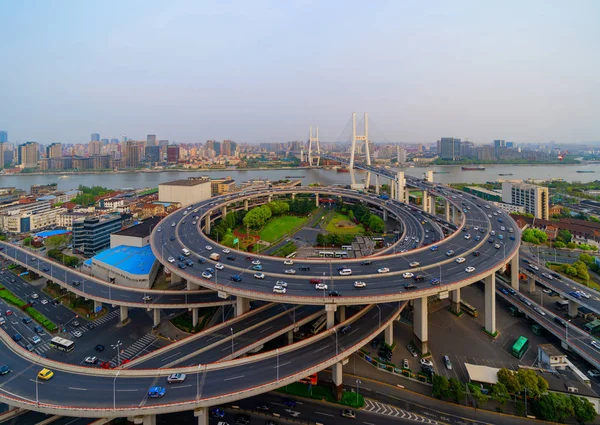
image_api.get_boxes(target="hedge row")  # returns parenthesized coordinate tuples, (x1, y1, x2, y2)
(0, 286, 57, 332)
(276, 382, 365, 409)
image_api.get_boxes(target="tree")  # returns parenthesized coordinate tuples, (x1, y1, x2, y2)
(497, 368, 521, 394)
(448, 378, 465, 404)
(516, 368, 547, 398)
(553, 240, 566, 248)
(534, 393, 573, 422)
(570, 395, 597, 423)
(347, 210, 355, 222)
(557, 229, 573, 244)
(368, 215, 386, 233)
(316, 233, 325, 246)
(45, 234, 69, 250)
(432, 375, 451, 399)
(521, 228, 548, 244)
(580, 253, 594, 265)
(567, 242, 577, 249)
(490, 382, 510, 405)
(467, 383, 489, 406)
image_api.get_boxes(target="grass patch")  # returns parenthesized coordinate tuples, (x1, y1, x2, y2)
(0, 286, 57, 332)
(447, 307, 464, 318)
(481, 327, 499, 338)
(259, 215, 308, 243)
(276, 382, 364, 409)
(170, 307, 217, 333)
(325, 213, 365, 235)
(272, 242, 298, 258)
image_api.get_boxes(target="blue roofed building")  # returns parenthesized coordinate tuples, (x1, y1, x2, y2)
(86, 245, 159, 289)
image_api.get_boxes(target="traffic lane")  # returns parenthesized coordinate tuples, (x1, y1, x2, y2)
(0, 299, 53, 347)
(132, 303, 294, 369)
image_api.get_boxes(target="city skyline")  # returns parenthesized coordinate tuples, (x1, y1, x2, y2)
(1, 1, 599, 144)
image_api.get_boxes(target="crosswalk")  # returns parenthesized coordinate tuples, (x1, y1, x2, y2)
(109, 333, 157, 363)
(363, 399, 440, 424)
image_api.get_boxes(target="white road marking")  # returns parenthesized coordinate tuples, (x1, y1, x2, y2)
(116, 389, 138, 392)
(170, 384, 192, 389)
(273, 361, 291, 368)
(68, 387, 87, 391)
(316, 412, 334, 417)
(161, 352, 182, 362)
(223, 375, 244, 381)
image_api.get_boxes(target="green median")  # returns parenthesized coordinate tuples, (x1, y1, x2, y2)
(0, 286, 57, 332)
(276, 382, 364, 409)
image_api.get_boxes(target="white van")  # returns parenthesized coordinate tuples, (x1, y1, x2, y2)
(182, 248, 191, 256)
(339, 268, 352, 276)
(0, 317, 5, 325)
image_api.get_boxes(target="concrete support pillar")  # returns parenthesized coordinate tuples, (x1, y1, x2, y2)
(192, 308, 199, 327)
(413, 297, 428, 354)
(422, 190, 428, 212)
(94, 300, 102, 313)
(315, 193, 319, 207)
(445, 201, 451, 222)
(384, 322, 393, 346)
(142, 415, 156, 425)
(404, 187, 410, 204)
(510, 253, 520, 291)
(452, 206, 456, 223)
(287, 329, 294, 345)
(221, 206, 227, 217)
(205, 214, 211, 234)
(397, 172, 405, 202)
(236, 297, 250, 317)
(375, 174, 380, 195)
(390, 178, 395, 200)
(326, 304, 337, 329)
(382, 209, 388, 221)
(484, 274, 496, 335)
(153, 309, 161, 328)
(528, 276, 536, 293)
(337, 306, 346, 323)
(450, 288, 461, 314)
(429, 196, 436, 215)
(268, 195, 272, 203)
(568, 300, 579, 318)
(120, 305, 128, 323)
(187, 280, 200, 290)
(244, 199, 249, 211)
(332, 362, 343, 401)
(194, 408, 209, 425)
(425, 170, 433, 183)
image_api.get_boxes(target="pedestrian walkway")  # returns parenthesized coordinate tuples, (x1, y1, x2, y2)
(109, 333, 157, 363)
(91, 309, 120, 327)
(363, 399, 440, 424)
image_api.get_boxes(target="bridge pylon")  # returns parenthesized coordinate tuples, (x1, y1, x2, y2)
(349, 112, 371, 170)
(308, 126, 321, 166)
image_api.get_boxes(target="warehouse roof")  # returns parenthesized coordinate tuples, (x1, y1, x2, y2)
(92, 245, 156, 275)
(159, 178, 210, 187)
(113, 217, 161, 238)
(465, 364, 499, 385)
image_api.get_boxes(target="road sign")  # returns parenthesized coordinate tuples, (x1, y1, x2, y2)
(438, 290, 449, 300)
(217, 291, 229, 299)
(95, 305, 102, 313)
(233, 238, 239, 245)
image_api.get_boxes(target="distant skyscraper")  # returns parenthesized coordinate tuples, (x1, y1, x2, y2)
(100, 138, 109, 145)
(89, 140, 102, 156)
(493, 139, 506, 148)
(147, 134, 157, 147)
(213, 141, 221, 156)
(0, 131, 7, 143)
(110, 138, 119, 144)
(0, 143, 4, 169)
(506, 142, 514, 148)
(91, 133, 100, 142)
(18, 142, 39, 168)
(439, 138, 461, 160)
(167, 145, 180, 163)
(125, 141, 140, 168)
(145, 146, 160, 164)
(397, 147, 407, 163)
(46, 143, 62, 159)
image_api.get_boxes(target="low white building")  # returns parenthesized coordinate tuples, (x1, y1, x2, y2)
(158, 177, 211, 206)
(0, 201, 65, 233)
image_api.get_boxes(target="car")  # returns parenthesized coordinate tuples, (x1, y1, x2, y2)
(494, 244, 501, 249)
(341, 409, 356, 419)
(95, 344, 105, 352)
(339, 268, 352, 276)
(171, 222, 176, 227)
(40, 299, 48, 305)
(455, 257, 466, 264)
(284, 269, 297, 275)
(465, 266, 476, 273)
(403, 359, 409, 369)
(328, 290, 341, 297)
(31, 336, 41, 344)
(167, 373, 187, 383)
(252, 264, 263, 271)
(542, 272, 553, 280)
(22, 317, 32, 324)
(299, 265, 310, 271)
(272, 285, 287, 294)
(72, 330, 83, 338)
(235, 414, 251, 425)
(178, 255, 186, 262)
(446, 250, 455, 257)
(430, 277, 440, 285)
(38, 368, 54, 380)
(210, 408, 225, 418)
(169, 236, 176, 241)
(5, 310, 12, 316)
(406, 344, 418, 357)
(230, 275, 242, 282)
(592, 340, 600, 351)
(202, 271, 213, 279)
(34, 325, 43, 334)
(178, 262, 186, 269)
(354, 281, 367, 288)
(12, 334, 22, 342)
(554, 316, 566, 327)
(283, 259, 294, 265)
(315, 283, 328, 290)
(361, 260, 372, 265)
(31, 293, 39, 299)
(42, 267, 49, 272)
(309, 278, 323, 284)
(0, 365, 9, 375)
(402, 272, 415, 279)
(464, 234, 471, 240)
(205, 245, 212, 251)
(275, 280, 288, 287)
(84, 356, 98, 364)
(168, 256, 175, 263)
(206, 268, 215, 274)
(443, 355, 452, 370)
(500, 288, 509, 295)
(430, 245, 438, 251)
(420, 358, 434, 368)
(533, 307, 546, 316)
(185, 260, 194, 267)
(215, 263, 224, 270)
(254, 272, 265, 279)
(198, 257, 206, 264)
(147, 386, 166, 398)
(252, 260, 261, 265)
(542, 288, 552, 294)
(283, 398, 297, 407)
(404, 283, 417, 289)
(409, 261, 420, 267)
(377, 267, 390, 273)
(143, 295, 152, 302)
(588, 369, 600, 378)
(222, 248, 231, 254)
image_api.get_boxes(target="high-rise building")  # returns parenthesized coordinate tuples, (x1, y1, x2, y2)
(0, 143, 4, 169)
(439, 138, 461, 160)
(167, 145, 180, 163)
(0, 131, 7, 143)
(222, 140, 237, 157)
(91, 133, 100, 142)
(89, 140, 102, 156)
(147, 134, 157, 147)
(493, 140, 506, 148)
(46, 143, 62, 159)
(397, 147, 407, 163)
(145, 146, 161, 164)
(17, 142, 39, 168)
(101, 138, 109, 145)
(213, 141, 221, 156)
(502, 182, 549, 220)
(125, 141, 140, 168)
(72, 214, 122, 256)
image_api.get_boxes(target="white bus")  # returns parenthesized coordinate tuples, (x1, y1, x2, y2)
(318, 251, 335, 258)
(49, 336, 74, 353)
(334, 251, 349, 258)
(311, 316, 327, 334)
(566, 359, 591, 387)
(341, 245, 353, 251)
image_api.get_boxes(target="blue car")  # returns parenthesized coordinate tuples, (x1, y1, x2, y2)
(283, 398, 296, 407)
(252, 264, 263, 271)
(210, 408, 225, 418)
(206, 268, 215, 274)
(147, 386, 166, 398)
(510, 235, 515, 240)
(231, 275, 242, 282)
(430, 278, 440, 285)
(0, 365, 9, 375)
(500, 288, 509, 295)
(178, 262, 186, 269)
(430, 245, 438, 252)
(12, 334, 21, 342)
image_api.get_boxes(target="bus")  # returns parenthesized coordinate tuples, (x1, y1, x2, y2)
(49, 336, 74, 353)
(311, 315, 328, 334)
(555, 300, 569, 311)
(334, 251, 349, 258)
(299, 373, 318, 385)
(341, 245, 353, 251)
(318, 251, 335, 258)
(566, 358, 591, 387)
(460, 300, 479, 318)
(532, 324, 545, 336)
(511, 336, 529, 359)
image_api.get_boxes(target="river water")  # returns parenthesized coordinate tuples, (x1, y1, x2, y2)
(1, 163, 599, 191)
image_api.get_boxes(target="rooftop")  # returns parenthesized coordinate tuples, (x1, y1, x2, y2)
(34, 229, 72, 239)
(466, 186, 501, 196)
(159, 177, 210, 187)
(92, 245, 156, 275)
(113, 217, 161, 238)
(538, 344, 565, 357)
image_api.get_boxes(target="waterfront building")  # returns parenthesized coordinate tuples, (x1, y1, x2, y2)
(72, 213, 123, 256)
(0, 131, 7, 143)
(17, 142, 39, 168)
(166, 145, 180, 163)
(125, 141, 140, 168)
(89, 140, 102, 156)
(502, 182, 549, 220)
(158, 177, 211, 206)
(147, 134, 157, 147)
(211, 177, 236, 195)
(145, 146, 161, 164)
(30, 183, 58, 197)
(47, 142, 62, 158)
(438, 137, 461, 160)
(0, 201, 66, 233)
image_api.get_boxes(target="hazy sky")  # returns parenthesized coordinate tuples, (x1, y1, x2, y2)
(1, 0, 599, 144)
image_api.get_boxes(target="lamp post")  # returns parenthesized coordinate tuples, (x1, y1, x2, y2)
(375, 304, 381, 329)
(112, 340, 122, 366)
(35, 374, 39, 406)
(276, 348, 280, 381)
(335, 328, 338, 356)
(113, 371, 120, 410)
(230, 327, 234, 356)
(196, 364, 202, 401)
(356, 378, 361, 404)
(566, 319, 572, 344)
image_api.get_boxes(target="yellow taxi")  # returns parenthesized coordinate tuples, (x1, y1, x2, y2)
(37, 368, 54, 380)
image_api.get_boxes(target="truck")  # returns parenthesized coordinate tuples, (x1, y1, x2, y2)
(209, 253, 221, 261)
(379, 194, 390, 200)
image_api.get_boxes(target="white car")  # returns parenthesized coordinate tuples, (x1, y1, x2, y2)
(171, 223, 176, 227)
(215, 263, 224, 270)
(339, 268, 352, 276)
(377, 267, 390, 274)
(420, 358, 433, 368)
(354, 281, 367, 288)
(500, 226, 506, 231)
(157, 227, 162, 232)
(222, 248, 231, 254)
(31, 336, 41, 344)
(473, 226, 479, 231)
(465, 266, 476, 273)
(533, 307, 546, 316)
(72, 330, 83, 338)
(275, 280, 288, 287)
(494, 244, 501, 249)
(588, 369, 600, 377)
(403, 272, 414, 279)
(284, 269, 297, 275)
(315, 283, 328, 290)
(254, 273, 265, 279)
(455, 257, 466, 264)
(464, 234, 471, 240)
(40, 299, 48, 305)
(31, 293, 39, 299)
(205, 245, 213, 251)
(273, 285, 286, 294)
(283, 260, 294, 265)
(252, 260, 261, 265)
(168, 257, 175, 263)
(84, 356, 98, 364)
(202, 271, 213, 279)
(409, 262, 419, 267)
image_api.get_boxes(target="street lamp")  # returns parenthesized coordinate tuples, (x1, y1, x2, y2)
(276, 348, 280, 381)
(335, 328, 338, 356)
(566, 319, 572, 344)
(375, 304, 381, 329)
(196, 364, 202, 401)
(230, 327, 234, 356)
(35, 374, 39, 406)
(356, 379, 361, 404)
(113, 371, 120, 410)
(112, 340, 123, 366)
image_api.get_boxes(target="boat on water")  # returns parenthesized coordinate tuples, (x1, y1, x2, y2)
(59, 175, 70, 179)
(285, 176, 305, 178)
(498, 173, 513, 176)
(433, 171, 449, 174)
(461, 166, 486, 171)
(577, 170, 595, 173)
(336, 167, 350, 173)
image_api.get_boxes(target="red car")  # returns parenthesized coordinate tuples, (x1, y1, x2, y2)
(246, 256, 253, 261)
(309, 278, 323, 284)
(5, 310, 12, 316)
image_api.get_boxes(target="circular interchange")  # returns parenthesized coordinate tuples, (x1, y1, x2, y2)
(151, 180, 520, 305)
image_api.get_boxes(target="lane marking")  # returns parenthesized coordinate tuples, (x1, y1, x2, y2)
(316, 412, 334, 417)
(170, 384, 192, 389)
(273, 361, 291, 368)
(116, 389, 138, 392)
(68, 387, 87, 391)
(224, 375, 244, 381)
(160, 351, 182, 362)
